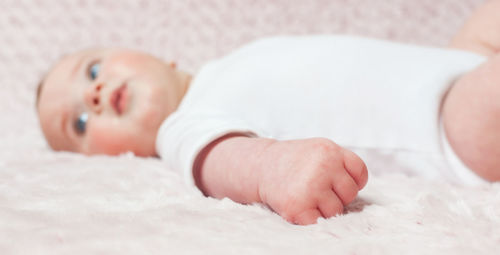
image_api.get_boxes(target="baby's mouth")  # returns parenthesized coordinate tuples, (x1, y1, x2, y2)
(110, 84, 128, 115)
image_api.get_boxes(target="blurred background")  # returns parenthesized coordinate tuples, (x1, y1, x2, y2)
(0, 0, 484, 157)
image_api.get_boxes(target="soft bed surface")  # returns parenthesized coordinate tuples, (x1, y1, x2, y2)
(1, 0, 499, 254)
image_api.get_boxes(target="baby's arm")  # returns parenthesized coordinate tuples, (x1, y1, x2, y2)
(193, 135, 368, 225)
(450, 0, 500, 56)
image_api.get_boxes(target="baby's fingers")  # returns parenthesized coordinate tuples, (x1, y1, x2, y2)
(291, 209, 322, 225)
(332, 173, 359, 206)
(342, 149, 368, 189)
(318, 189, 344, 218)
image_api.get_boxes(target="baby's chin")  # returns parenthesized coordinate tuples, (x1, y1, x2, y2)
(126, 81, 168, 122)
(127, 105, 169, 156)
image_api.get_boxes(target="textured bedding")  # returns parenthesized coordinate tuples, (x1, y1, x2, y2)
(1, 0, 499, 254)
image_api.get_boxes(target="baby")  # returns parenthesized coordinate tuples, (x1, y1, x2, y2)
(36, 1, 500, 225)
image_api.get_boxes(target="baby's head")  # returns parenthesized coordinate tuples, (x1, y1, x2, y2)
(36, 48, 191, 157)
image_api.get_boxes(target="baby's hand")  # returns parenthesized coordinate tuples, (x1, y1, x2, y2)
(257, 138, 368, 225)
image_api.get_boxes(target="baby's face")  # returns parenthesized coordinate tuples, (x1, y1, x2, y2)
(37, 48, 188, 157)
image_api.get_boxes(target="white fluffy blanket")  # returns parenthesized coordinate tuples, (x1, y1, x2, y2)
(1, 0, 499, 254)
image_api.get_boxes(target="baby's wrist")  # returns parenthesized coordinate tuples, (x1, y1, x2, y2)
(194, 134, 276, 204)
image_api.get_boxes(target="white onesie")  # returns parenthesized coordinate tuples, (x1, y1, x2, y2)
(156, 35, 487, 188)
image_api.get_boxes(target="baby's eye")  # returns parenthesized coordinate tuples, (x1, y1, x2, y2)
(74, 112, 88, 135)
(87, 61, 100, 81)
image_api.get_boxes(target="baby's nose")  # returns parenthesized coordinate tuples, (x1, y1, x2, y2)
(84, 83, 104, 114)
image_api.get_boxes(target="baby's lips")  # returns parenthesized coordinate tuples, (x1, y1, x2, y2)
(110, 84, 128, 115)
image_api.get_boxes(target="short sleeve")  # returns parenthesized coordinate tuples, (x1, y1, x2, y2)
(155, 109, 262, 189)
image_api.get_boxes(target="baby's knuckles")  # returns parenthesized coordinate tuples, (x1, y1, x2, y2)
(306, 138, 344, 170)
(258, 138, 347, 224)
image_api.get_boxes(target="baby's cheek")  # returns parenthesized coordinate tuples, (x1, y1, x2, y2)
(86, 126, 131, 155)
